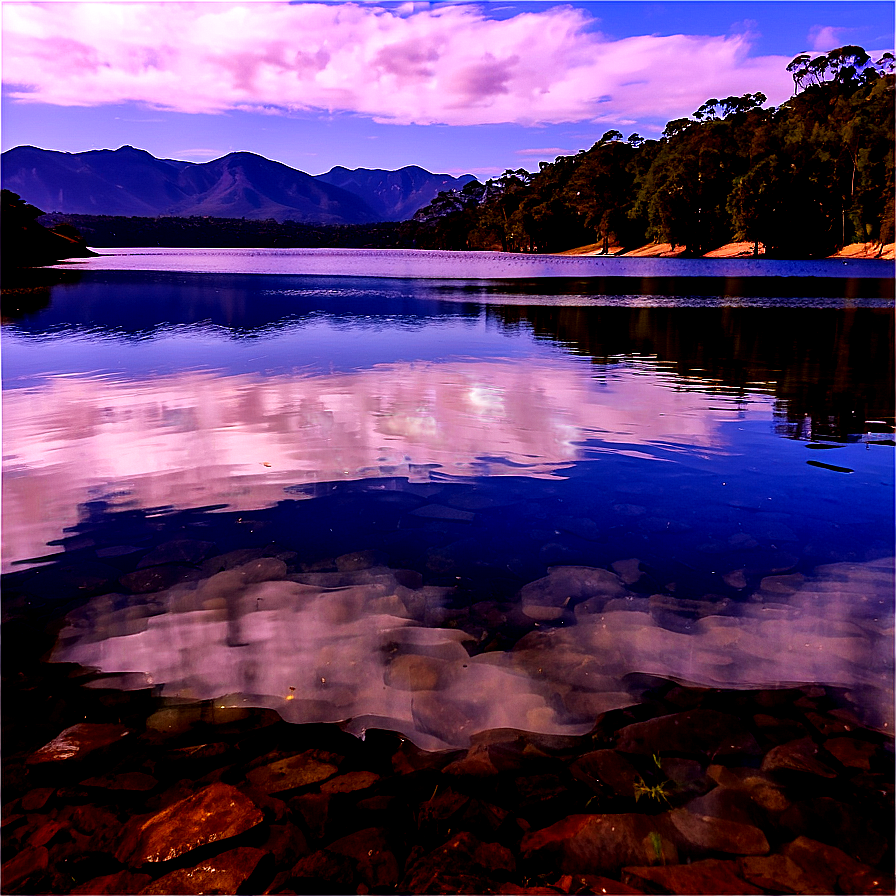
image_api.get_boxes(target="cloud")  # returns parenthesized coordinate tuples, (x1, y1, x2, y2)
(515, 147, 573, 157)
(809, 25, 850, 52)
(2, 2, 795, 127)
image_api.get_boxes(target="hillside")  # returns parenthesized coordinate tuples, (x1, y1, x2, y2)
(0, 146, 475, 225)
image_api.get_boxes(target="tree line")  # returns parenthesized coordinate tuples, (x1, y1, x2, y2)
(401, 47, 894, 257)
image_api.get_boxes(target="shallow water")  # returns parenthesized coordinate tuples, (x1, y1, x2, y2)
(3, 260, 894, 749)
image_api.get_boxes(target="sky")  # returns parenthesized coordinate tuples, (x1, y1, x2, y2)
(1, 1, 893, 179)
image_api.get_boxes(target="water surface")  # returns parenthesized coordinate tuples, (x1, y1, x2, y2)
(3, 259, 893, 748)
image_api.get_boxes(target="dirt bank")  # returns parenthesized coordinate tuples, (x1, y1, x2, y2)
(556, 241, 895, 260)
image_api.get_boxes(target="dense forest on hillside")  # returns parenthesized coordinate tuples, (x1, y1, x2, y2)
(403, 47, 895, 258)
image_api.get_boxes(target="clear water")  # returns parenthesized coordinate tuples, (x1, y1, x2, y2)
(3, 256, 894, 749)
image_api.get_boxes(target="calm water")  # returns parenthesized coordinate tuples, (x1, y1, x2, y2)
(3, 252, 894, 749)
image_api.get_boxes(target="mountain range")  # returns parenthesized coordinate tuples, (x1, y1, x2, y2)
(0, 145, 476, 224)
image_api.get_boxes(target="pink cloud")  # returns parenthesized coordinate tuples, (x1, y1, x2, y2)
(2, 2, 796, 126)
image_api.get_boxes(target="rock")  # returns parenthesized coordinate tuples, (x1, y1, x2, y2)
(722, 569, 747, 589)
(327, 827, 400, 889)
(751, 713, 809, 746)
(781, 835, 891, 894)
(803, 710, 858, 737)
(0, 845, 49, 892)
(443, 744, 501, 778)
(824, 736, 878, 769)
(289, 792, 330, 841)
(519, 566, 626, 616)
(385, 654, 446, 691)
(80, 772, 158, 792)
(120, 565, 201, 593)
(615, 709, 759, 758)
(335, 550, 386, 571)
(705, 766, 790, 814)
(622, 859, 763, 894)
(568, 750, 641, 799)
(136, 539, 215, 568)
(261, 822, 310, 867)
(72, 871, 153, 894)
(320, 771, 380, 794)
(520, 814, 677, 875)
(663, 807, 769, 856)
(28, 819, 67, 848)
(27, 723, 131, 765)
(289, 849, 357, 890)
(557, 874, 645, 895)
(761, 737, 837, 778)
(20, 788, 54, 811)
(779, 798, 887, 867)
(137, 846, 267, 895)
(660, 758, 710, 798)
(738, 854, 830, 894)
(401, 831, 515, 892)
(117, 783, 264, 866)
(246, 751, 339, 794)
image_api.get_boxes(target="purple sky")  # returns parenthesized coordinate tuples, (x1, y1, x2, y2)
(2, 1, 893, 178)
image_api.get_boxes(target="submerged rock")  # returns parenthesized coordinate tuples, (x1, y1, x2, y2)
(27, 723, 131, 765)
(623, 858, 763, 894)
(116, 783, 264, 866)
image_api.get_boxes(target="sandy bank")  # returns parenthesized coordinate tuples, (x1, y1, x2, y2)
(556, 241, 895, 260)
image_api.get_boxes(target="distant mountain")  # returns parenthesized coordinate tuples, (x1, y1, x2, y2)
(316, 165, 476, 221)
(0, 145, 476, 224)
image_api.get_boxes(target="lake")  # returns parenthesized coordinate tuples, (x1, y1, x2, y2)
(2, 248, 894, 751)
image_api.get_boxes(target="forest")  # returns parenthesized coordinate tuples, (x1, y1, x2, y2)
(403, 46, 895, 258)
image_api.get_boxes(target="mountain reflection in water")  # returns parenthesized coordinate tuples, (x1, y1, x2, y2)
(2, 265, 893, 750)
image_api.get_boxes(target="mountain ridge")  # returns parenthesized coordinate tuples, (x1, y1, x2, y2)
(0, 145, 476, 224)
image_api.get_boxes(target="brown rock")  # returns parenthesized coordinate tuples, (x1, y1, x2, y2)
(80, 772, 158, 792)
(261, 822, 309, 867)
(20, 788, 54, 812)
(117, 782, 264, 866)
(26, 723, 131, 765)
(779, 802, 888, 867)
(622, 859, 763, 894)
(402, 831, 515, 892)
(738, 854, 830, 894)
(319, 770, 380, 794)
(443, 744, 501, 777)
(289, 792, 330, 841)
(560, 874, 645, 894)
(72, 871, 153, 894)
(664, 807, 769, 856)
(28, 820, 67, 848)
(385, 654, 446, 690)
(705, 765, 791, 814)
(615, 709, 758, 758)
(290, 849, 357, 890)
(246, 751, 338, 794)
(761, 737, 837, 778)
(327, 827, 401, 889)
(803, 710, 857, 737)
(520, 814, 677, 875)
(138, 846, 267, 894)
(1, 845, 49, 892)
(569, 750, 641, 798)
(824, 736, 878, 770)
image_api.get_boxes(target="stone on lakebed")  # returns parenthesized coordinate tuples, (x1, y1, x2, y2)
(116, 782, 263, 866)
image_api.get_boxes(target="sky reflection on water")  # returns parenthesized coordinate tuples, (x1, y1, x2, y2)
(2, 266, 893, 747)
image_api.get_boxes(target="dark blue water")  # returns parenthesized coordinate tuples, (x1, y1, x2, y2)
(2, 264, 893, 748)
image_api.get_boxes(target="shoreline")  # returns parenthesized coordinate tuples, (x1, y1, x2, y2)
(556, 241, 896, 261)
